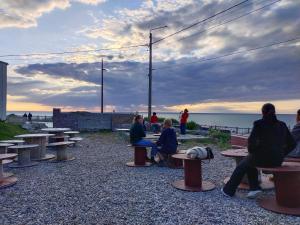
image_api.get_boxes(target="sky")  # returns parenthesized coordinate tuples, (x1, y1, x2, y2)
(0, 0, 300, 114)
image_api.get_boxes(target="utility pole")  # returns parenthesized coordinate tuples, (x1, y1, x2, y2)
(148, 32, 152, 121)
(101, 58, 104, 114)
(148, 26, 167, 121)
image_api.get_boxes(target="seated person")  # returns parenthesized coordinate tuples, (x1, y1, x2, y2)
(222, 103, 296, 199)
(130, 115, 158, 163)
(288, 109, 300, 158)
(155, 119, 178, 164)
(150, 112, 161, 133)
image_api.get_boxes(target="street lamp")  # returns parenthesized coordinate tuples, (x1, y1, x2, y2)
(148, 25, 168, 120)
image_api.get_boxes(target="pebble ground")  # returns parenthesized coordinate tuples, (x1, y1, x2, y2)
(1, 132, 299, 225)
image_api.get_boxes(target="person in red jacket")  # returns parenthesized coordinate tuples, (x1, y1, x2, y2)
(150, 112, 160, 133)
(180, 109, 189, 135)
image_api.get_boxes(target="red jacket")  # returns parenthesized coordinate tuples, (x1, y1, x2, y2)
(180, 112, 189, 124)
(150, 115, 158, 123)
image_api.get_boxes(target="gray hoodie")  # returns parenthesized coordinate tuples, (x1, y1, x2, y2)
(288, 122, 300, 157)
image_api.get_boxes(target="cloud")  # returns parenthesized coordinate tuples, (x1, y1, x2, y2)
(0, 0, 106, 29)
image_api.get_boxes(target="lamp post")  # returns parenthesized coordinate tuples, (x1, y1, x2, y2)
(148, 25, 167, 120)
(101, 58, 107, 114)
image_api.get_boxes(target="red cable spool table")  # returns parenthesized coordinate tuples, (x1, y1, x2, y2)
(284, 157, 300, 163)
(221, 148, 274, 190)
(257, 161, 300, 216)
(171, 154, 215, 192)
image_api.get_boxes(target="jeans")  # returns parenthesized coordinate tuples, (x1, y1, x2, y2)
(135, 139, 159, 158)
(223, 156, 260, 196)
(180, 123, 186, 135)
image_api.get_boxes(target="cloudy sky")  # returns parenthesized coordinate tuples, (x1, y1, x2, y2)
(1, 0, 299, 113)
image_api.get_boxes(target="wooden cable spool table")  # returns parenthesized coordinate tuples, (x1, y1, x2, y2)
(126, 145, 152, 167)
(42, 128, 71, 143)
(257, 162, 300, 216)
(171, 154, 215, 192)
(8, 145, 39, 168)
(284, 157, 300, 163)
(47, 141, 75, 162)
(15, 133, 55, 161)
(221, 149, 274, 190)
(64, 131, 80, 138)
(1, 140, 25, 154)
(0, 143, 14, 165)
(0, 154, 18, 188)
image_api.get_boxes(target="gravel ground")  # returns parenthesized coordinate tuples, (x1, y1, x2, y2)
(1, 132, 300, 225)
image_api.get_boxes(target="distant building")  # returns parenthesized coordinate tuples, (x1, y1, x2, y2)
(0, 61, 8, 121)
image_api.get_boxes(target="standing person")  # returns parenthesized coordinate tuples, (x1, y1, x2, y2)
(222, 103, 296, 198)
(23, 112, 28, 120)
(28, 112, 32, 122)
(130, 115, 158, 163)
(150, 112, 160, 133)
(180, 109, 189, 135)
(288, 109, 300, 157)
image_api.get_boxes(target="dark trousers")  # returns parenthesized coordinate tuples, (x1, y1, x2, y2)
(223, 156, 260, 196)
(180, 123, 186, 135)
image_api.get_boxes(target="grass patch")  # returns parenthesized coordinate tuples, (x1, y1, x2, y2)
(0, 121, 27, 140)
(208, 128, 231, 149)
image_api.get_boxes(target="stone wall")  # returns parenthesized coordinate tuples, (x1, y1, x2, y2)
(53, 108, 134, 131)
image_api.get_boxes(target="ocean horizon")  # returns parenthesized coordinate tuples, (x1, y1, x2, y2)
(7, 111, 297, 129)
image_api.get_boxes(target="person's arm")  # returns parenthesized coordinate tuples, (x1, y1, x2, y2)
(248, 122, 260, 154)
(157, 129, 167, 146)
(284, 124, 297, 155)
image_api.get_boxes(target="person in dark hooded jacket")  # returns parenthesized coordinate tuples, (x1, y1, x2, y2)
(222, 103, 296, 198)
(287, 109, 300, 157)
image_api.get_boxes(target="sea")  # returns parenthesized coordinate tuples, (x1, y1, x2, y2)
(7, 111, 297, 129)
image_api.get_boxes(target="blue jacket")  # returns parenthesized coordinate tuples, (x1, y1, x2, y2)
(156, 127, 178, 154)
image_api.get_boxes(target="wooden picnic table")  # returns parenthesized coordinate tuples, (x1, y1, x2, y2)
(171, 154, 215, 192)
(221, 148, 274, 190)
(8, 144, 39, 168)
(257, 162, 300, 216)
(0, 153, 18, 188)
(15, 133, 55, 161)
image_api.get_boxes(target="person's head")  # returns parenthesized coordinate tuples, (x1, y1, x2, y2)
(163, 119, 172, 128)
(184, 109, 188, 113)
(153, 112, 156, 116)
(133, 115, 143, 124)
(262, 103, 276, 120)
(297, 109, 300, 123)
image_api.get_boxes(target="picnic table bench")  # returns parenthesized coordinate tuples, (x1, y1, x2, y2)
(47, 141, 75, 162)
(8, 145, 39, 168)
(171, 154, 215, 192)
(126, 145, 152, 167)
(221, 148, 274, 190)
(15, 133, 55, 161)
(0, 153, 18, 188)
(257, 162, 300, 216)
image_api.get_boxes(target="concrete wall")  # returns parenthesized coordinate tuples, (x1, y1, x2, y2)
(53, 108, 134, 131)
(0, 61, 8, 121)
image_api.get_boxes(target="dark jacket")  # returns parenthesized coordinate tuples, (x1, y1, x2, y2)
(130, 122, 146, 144)
(156, 127, 178, 154)
(248, 117, 296, 167)
(288, 122, 300, 157)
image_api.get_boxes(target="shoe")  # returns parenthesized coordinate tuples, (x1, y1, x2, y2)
(221, 188, 233, 197)
(247, 190, 262, 199)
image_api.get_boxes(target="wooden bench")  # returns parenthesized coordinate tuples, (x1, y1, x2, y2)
(0, 154, 18, 188)
(69, 137, 83, 146)
(64, 131, 80, 138)
(257, 162, 300, 216)
(171, 154, 215, 192)
(126, 145, 152, 167)
(8, 145, 39, 168)
(47, 141, 75, 162)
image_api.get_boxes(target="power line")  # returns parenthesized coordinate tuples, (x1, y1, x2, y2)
(152, 0, 250, 44)
(155, 36, 300, 70)
(0, 44, 147, 58)
(176, 0, 281, 42)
